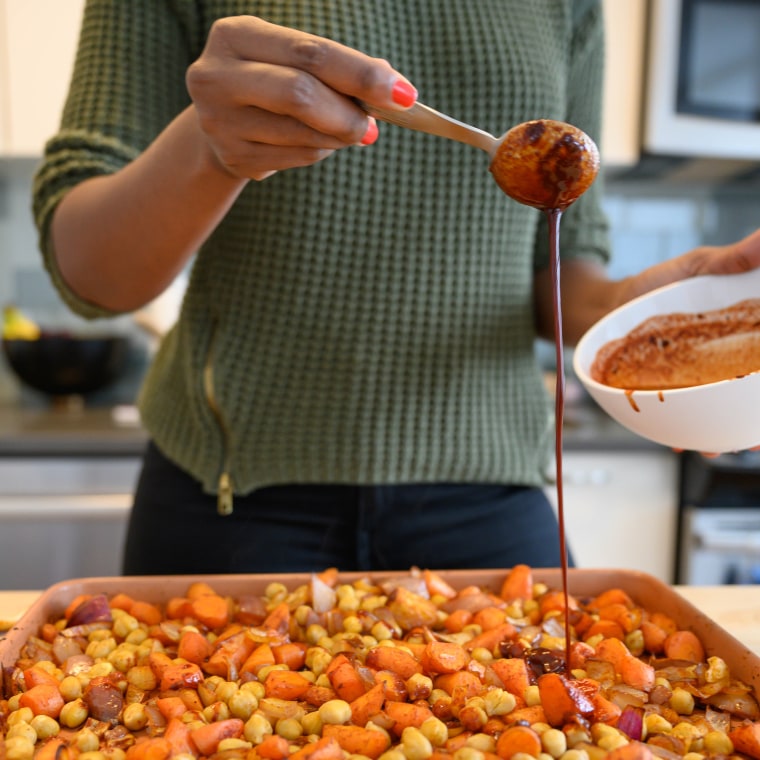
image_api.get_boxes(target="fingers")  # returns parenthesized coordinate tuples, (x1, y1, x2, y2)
(214, 15, 415, 109)
(186, 16, 416, 179)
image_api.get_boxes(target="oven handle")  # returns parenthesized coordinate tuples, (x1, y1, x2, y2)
(695, 530, 760, 555)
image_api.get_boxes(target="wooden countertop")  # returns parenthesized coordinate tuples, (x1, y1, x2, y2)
(3, 586, 760, 653)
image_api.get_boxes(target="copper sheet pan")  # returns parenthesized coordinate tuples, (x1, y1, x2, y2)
(2, 568, 760, 699)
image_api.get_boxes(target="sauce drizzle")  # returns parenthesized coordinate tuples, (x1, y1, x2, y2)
(546, 208, 572, 670)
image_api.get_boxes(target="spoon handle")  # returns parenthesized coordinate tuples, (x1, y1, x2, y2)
(359, 101, 498, 156)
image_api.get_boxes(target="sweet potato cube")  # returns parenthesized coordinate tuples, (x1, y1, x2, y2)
(489, 657, 531, 700)
(289, 736, 344, 760)
(323, 724, 391, 759)
(326, 653, 367, 702)
(350, 682, 385, 726)
(537, 672, 595, 727)
(499, 564, 533, 602)
(420, 641, 469, 674)
(366, 646, 423, 679)
(730, 722, 760, 760)
(383, 700, 434, 737)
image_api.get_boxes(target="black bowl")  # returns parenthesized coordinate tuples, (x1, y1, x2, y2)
(2, 335, 130, 397)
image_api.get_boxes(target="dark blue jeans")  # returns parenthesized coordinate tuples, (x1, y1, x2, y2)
(123, 441, 571, 575)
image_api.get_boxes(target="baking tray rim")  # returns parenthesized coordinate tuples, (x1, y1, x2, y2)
(2, 567, 759, 698)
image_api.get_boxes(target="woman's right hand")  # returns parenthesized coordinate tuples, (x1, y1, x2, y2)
(185, 15, 418, 181)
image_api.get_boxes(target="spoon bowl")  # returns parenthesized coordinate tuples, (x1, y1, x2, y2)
(360, 101, 599, 210)
(490, 120, 600, 210)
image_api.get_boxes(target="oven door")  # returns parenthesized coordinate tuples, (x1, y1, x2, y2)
(679, 506, 760, 584)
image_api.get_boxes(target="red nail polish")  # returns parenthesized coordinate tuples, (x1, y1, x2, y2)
(361, 118, 379, 146)
(392, 80, 417, 108)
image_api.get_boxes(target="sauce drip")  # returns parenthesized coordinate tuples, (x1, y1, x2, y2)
(490, 116, 599, 674)
(546, 208, 572, 671)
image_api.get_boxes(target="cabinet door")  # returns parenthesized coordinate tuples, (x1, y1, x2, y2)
(601, 0, 647, 169)
(0, 0, 7, 151)
(2, 0, 84, 156)
(544, 451, 679, 583)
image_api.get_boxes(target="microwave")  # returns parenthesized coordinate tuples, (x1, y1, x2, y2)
(644, 0, 760, 161)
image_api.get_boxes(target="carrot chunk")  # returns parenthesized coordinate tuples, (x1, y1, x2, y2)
(383, 700, 434, 736)
(257, 734, 291, 760)
(420, 641, 469, 675)
(424, 569, 458, 600)
(289, 736, 344, 760)
(190, 717, 244, 756)
(499, 564, 533, 602)
(160, 661, 203, 691)
(495, 725, 542, 759)
(537, 672, 595, 727)
(163, 718, 195, 757)
(350, 682, 385, 726)
(730, 722, 760, 760)
(489, 657, 531, 700)
(366, 645, 423, 679)
(326, 653, 368, 702)
(204, 629, 256, 678)
(18, 682, 64, 718)
(156, 696, 188, 721)
(191, 593, 230, 629)
(264, 669, 312, 700)
(663, 629, 706, 662)
(130, 600, 163, 626)
(125, 737, 173, 760)
(273, 641, 309, 670)
(323, 724, 392, 759)
(177, 629, 213, 665)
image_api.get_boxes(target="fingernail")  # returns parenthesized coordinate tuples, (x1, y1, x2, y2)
(392, 80, 417, 108)
(360, 117, 379, 146)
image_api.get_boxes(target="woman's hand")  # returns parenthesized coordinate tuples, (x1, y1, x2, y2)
(51, 16, 417, 312)
(614, 227, 760, 306)
(538, 227, 760, 346)
(185, 15, 417, 180)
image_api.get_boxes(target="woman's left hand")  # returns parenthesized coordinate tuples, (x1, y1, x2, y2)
(617, 227, 760, 305)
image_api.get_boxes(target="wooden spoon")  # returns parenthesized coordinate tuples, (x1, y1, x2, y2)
(360, 101, 600, 210)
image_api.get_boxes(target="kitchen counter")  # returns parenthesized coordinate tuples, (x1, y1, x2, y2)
(0, 402, 147, 456)
(2, 585, 760, 654)
(0, 394, 660, 458)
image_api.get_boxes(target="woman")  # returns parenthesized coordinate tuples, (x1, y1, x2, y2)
(32, 0, 760, 574)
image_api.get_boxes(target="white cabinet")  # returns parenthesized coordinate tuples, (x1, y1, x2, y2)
(544, 450, 680, 584)
(600, 0, 648, 170)
(0, 0, 85, 156)
(0, 457, 139, 590)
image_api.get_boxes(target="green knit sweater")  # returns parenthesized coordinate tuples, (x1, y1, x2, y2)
(33, 0, 610, 504)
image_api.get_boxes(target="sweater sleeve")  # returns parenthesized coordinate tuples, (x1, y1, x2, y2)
(532, 0, 610, 271)
(31, 0, 199, 319)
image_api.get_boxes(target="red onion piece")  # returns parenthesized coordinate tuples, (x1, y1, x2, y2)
(617, 705, 644, 740)
(67, 594, 112, 627)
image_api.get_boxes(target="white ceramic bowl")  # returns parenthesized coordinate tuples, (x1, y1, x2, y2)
(573, 267, 760, 453)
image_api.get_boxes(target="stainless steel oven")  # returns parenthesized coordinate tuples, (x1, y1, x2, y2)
(676, 450, 760, 584)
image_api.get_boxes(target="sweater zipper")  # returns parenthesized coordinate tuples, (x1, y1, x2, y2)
(203, 328, 234, 516)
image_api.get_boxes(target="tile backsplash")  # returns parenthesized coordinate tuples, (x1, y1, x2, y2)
(1, 159, 758, 403)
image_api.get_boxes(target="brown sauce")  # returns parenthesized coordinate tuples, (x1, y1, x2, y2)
(545, 208, 572, 670)
(492, 118, 599, 674)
